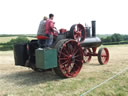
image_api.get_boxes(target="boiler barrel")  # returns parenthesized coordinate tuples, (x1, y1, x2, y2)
(80, 37, 102, 48)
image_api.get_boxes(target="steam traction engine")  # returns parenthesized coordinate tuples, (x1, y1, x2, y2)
(14, 21, 109, 78)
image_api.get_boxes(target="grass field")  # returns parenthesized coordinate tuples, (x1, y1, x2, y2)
(0, 36, 36, 43)
(0, 45, 128, 96)
(0, 36, 18, 43)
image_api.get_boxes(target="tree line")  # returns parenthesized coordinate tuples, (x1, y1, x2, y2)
(0, 33, 128, 51)
(101, 33, 128, 45)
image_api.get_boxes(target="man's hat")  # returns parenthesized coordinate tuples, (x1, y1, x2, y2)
(43, 16, 48, 20)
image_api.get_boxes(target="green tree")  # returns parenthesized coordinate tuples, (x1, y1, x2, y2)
(123, 35, 128, 41)
(8, 36, 29, 44)
(111, 33, 123, 42)
(106, 36, 112, 42)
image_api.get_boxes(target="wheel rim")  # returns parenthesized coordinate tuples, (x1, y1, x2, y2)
(70, 24, 86, 42)
(100, 48, 109, 64)
(58, 40, 83, 77)
(83, 48, 91, 63)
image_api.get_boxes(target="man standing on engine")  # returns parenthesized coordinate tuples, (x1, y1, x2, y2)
(45, 13, 57, 47)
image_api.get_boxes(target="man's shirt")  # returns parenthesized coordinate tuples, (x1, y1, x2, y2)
(45, 19, 54, 35)
(37, 20, 46, 36)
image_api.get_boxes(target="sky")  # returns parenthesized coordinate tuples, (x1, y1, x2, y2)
(0, 0, 128, 35)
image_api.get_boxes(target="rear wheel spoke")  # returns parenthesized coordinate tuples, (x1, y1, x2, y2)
(60, 51, 68, 57)
(59, 57, 68, 60)
(61, 60, 68, 65)
(63, 47, 70, 55)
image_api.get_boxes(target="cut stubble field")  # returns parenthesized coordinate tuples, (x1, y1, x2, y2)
(0, 45, 128, 96)
(0, 36, 36, 43)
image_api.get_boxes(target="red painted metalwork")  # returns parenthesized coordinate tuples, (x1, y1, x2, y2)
(59, 28, 67, 34)
(83, 47, 109, 65)
(72, 24, 86, 42)
(37, 35, 48, 40)
(57, 40, 83, 77)
(98, 48, 109, 65)
(83, 48, 92, 63)
(92, 47, 97, 54)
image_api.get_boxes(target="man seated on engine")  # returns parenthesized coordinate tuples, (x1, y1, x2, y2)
(37, 16, 48, 47)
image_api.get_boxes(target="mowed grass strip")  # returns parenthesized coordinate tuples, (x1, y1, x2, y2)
(0, 36, 17, 43)
(0, 45, 128, 96)
(0, 36, 36, 43)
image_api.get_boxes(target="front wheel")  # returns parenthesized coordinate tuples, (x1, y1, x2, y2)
(83, 47, 92, 63)
(98, 48, 109, 65)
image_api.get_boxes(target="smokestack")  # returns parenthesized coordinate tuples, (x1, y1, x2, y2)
(92, 21, 96, 37)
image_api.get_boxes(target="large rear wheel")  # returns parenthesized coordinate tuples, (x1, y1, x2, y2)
(54, 39, 84, 78)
